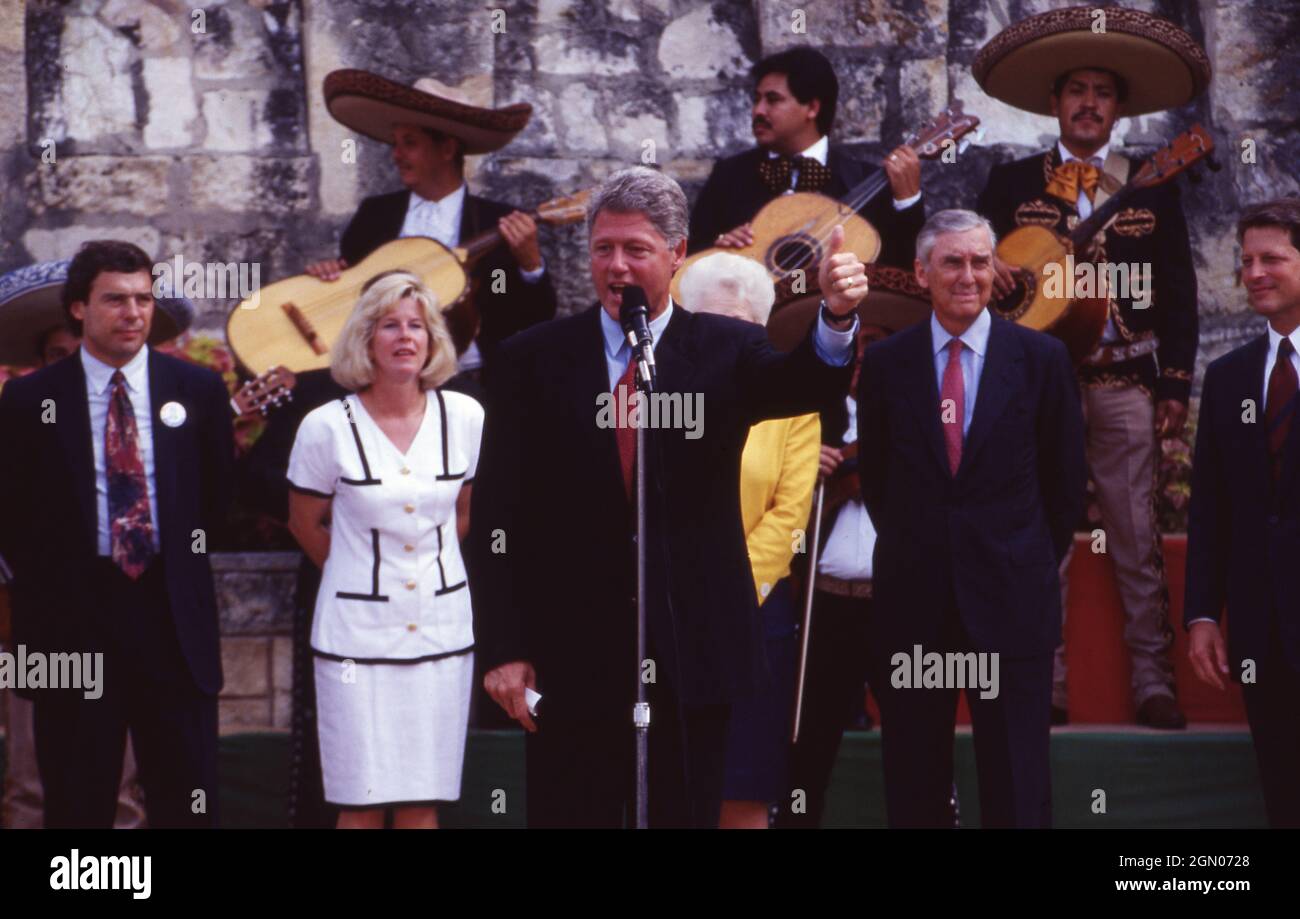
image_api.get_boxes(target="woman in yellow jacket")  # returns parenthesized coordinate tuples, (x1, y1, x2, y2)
(680, 253, 821, 829)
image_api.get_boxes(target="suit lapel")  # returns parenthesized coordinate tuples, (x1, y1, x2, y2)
(53, 356, 98, 556)
(654, 305, 696, 396)
(959, 317, 1020, 476)
(459, 193, 483, 243)
(147, 349, 179, 550)
(902, 321, 950, 475)
(564, 306, 625, 499)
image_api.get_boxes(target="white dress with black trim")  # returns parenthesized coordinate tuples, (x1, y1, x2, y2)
(287, 388, 482, 807)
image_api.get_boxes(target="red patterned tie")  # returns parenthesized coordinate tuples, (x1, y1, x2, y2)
(941, 339, 965, 475)
(1266, 337, 1298, 484)
(614, 358, 638, 499)
(106, 370, 156, 579)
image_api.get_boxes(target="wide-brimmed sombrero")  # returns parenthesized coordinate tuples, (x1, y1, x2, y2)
(0, 260, 195, 366)
(766, 265, 932, 352)
(973, 6, 1210, 117)
(323, 69, 532, 154)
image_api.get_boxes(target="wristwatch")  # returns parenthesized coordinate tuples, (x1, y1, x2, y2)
(820, 299, 855, 329)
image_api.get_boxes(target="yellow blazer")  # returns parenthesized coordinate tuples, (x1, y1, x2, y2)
(739, 412, 821, 604)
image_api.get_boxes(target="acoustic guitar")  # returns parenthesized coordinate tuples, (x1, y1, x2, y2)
(670, 102, 981, 307)
(990, 125, 1215, 362)
(226, 191, 590, 376)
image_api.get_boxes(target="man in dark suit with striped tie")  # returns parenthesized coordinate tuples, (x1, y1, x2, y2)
(1186, 199, 1300, 828)
(0, 240, 234, 828)
(856, 209, 1086, 827)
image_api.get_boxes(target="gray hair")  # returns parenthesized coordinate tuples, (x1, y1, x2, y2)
(587, 166, 689, 248)
(679, 252, 777, 325)
(916, 209, 998, 266)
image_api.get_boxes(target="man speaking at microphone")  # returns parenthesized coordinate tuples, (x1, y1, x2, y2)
(469, 166, 865, 827)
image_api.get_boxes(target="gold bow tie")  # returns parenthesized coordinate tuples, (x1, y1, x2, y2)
(758, 155, 832, 194)
(1046, 160, 1102, 205)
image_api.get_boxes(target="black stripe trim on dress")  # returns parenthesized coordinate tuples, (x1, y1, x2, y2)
(336, 528, 389, 602)
(341, 396, 382, 485)
(311, 643, 474, 665)
(435, 388, 466, 481)
(288, 480, 334, 499)
(433, 522, 467, 595)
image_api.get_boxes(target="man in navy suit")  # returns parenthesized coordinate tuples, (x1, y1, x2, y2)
(0, 240, 234, 828)
(856, 209, 1086, 827)
(1186, 199, 1300, 828)
(470, 166, 866, 828)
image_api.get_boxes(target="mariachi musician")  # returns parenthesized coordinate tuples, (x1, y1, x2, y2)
(688, 47, 924, 270)
(306, 70, 558, 390)
(973, 6, 1209, 730)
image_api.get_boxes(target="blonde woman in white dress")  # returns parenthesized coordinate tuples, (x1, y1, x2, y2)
(287, 271, 482, 829)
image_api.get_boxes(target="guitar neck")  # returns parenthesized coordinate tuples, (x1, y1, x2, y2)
(841, 168, 892, 215)
(1068, 184, 1136, 253)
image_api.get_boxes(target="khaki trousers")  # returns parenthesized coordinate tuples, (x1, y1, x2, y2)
(1053, 384, 1176, 710)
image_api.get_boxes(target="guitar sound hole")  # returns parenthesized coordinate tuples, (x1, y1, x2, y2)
(992, 270, 1035, 322)
(768, 234, 821, 279)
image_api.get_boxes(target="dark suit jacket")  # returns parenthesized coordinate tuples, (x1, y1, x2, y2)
(0, 349, 234, 695)
(687, 146, 926, 269)
(468, 304, 853, 711)
(1185, 335, 1300, 674)
(339, 189, 558, 373)
(856, 315, 1086, 658)
(977, 150, 1199, 403)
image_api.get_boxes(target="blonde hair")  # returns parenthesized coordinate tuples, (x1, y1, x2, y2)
(330, 271, 457, 392)
(679, 252, 777, 325)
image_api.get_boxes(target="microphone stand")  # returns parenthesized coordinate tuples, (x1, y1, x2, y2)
(630, 339, 654, 830)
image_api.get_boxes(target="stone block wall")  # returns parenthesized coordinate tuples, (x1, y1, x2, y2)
(212, 551, 298, 732)
(2, 0, 1298, 390)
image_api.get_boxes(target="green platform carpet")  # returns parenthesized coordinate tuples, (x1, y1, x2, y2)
(2, 729, 1266, 828)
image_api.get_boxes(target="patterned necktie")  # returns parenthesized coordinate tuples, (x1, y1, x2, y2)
(758, 155, 832, 194)
(106, 370, 156, 579)
(941, 339, 965, 475)
(614, 357, 638, 500)
(1046, 159, 1102, 205)
(1266, 337, 1298, 484)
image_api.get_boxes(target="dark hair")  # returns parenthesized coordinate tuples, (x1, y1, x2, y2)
(752, 47, 838, 136)
(62, 239, 153, 336)
(1237, 198, 1300, 251)
(1051, 68, 1129, 104)
(420, 127, 466, 171)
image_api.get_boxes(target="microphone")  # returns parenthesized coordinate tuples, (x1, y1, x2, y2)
(618, 285, 656, 389)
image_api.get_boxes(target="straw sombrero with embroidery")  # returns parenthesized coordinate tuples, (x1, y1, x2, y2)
(0, 259, 195, 366)
(323, 69, 531, 154)
(973, 6, 1210, 117)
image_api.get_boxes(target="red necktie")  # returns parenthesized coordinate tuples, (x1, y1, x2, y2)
(615, 358, 637, 499)
(106, 370, 156, 579)
(1266, 337, 1298, 483)
(941, 339, 965, 475)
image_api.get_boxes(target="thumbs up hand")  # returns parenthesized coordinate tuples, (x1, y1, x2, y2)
(818, 225, 869, 319)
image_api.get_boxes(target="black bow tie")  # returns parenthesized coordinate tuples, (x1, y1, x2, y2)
(758, 155, 832, 194)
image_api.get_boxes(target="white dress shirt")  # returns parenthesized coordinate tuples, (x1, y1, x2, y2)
(1058, 140, 1120, 343)
(598, 299, 857, 389)
(930, 308, 991, 438)
(399, 183, 545, 372)
(818, 394, 877, 580)
(770, 135, 921, 210)
(80, 345, 161, 556)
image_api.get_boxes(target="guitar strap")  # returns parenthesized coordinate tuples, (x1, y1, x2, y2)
(1094, 151, 1129, 212)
